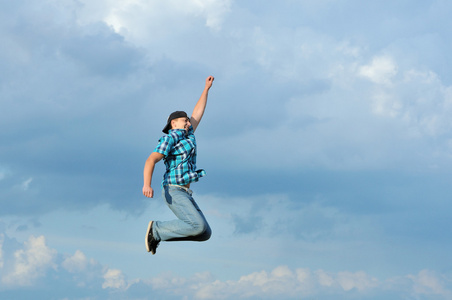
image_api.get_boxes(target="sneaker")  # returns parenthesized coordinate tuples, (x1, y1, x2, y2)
(145, 221, 160, 255)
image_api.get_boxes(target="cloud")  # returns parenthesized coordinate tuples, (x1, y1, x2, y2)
(1, 235, 57, 287)
(1, 2, 452, 300)
(102, 268, 127, 290)
(61, 250, 89, 273)
(201, 50, 452, 172)
(134, 266, 378, 299)
(77, 0, 232, 40)
(407, 270, 452, 298)
(359, 56, 398, 85)
(16, 178, 33, 191)
(135, 266, 451, 300)
(357, 55, 452, 139)
(0, 0, 160, 216)
(220, 193, 347, 240)
(0, 231, 451, 299)
(335, 270, 379, 291)
(3, 0, 452, 219)
(0, 233, 117, 296)
(140, 267, 452, 300)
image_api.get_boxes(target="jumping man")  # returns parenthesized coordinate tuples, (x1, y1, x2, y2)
(142, 76, 214, 254)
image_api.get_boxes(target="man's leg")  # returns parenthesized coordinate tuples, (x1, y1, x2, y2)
(152, 186, 211, 242)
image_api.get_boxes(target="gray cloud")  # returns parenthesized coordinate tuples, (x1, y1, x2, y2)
(1, 2, 452, 299)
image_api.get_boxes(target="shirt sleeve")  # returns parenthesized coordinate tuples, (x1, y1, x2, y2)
(154, 135, 175, 156)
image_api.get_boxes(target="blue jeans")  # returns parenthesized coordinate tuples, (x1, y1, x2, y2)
(152, 185, 211, 242)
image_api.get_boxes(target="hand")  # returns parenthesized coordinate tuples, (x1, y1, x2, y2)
(143, 186, 154, 198)
(205, 76, 214, 89)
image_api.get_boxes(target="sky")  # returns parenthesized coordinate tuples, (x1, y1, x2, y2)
(1, 0, 452, 299)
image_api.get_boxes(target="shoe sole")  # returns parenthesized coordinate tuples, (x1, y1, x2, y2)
(145, 221, 153, 252)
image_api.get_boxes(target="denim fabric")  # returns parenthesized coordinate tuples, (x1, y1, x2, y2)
(152, 186, 211, 242)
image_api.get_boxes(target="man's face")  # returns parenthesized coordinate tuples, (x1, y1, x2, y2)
(171, 117, 191, 131)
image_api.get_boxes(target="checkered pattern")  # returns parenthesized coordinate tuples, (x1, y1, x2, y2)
(154, 126, 206, 186)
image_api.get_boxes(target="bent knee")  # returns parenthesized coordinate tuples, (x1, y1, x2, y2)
(201, 226, 212, 241)
(193, 222, 211, 241)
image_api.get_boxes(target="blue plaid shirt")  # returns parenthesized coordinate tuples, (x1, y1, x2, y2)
(154, 125, 206, 186)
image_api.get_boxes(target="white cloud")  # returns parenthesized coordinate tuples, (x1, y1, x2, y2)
(1, 235, 57, 286)
(336, 271, 379, 291)
(102, 268, 127, 289)
(61, 249, 89, 273)
(316, 269, 335, 287)
(197, 0, 232, 30)
(147, 266, 449, 300)
(359, 56, 398, 85)
(0, 232, 106, 293)
(407, 270, 452, 297)
(202, 50, 452, 171)
(77, 0, 231, 40)
(0, 231, 451, 299)
(366, 66, 452, 139)
(234, 266, 313, 297)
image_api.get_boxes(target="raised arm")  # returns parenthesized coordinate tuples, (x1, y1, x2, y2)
(190, 76, 214, 132)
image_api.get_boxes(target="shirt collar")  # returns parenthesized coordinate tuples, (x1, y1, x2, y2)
(169, 128, 187, 137)
(169, 125, 193, 136)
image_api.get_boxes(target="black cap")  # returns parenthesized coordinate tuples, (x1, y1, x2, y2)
(162, 111, 188, 134)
